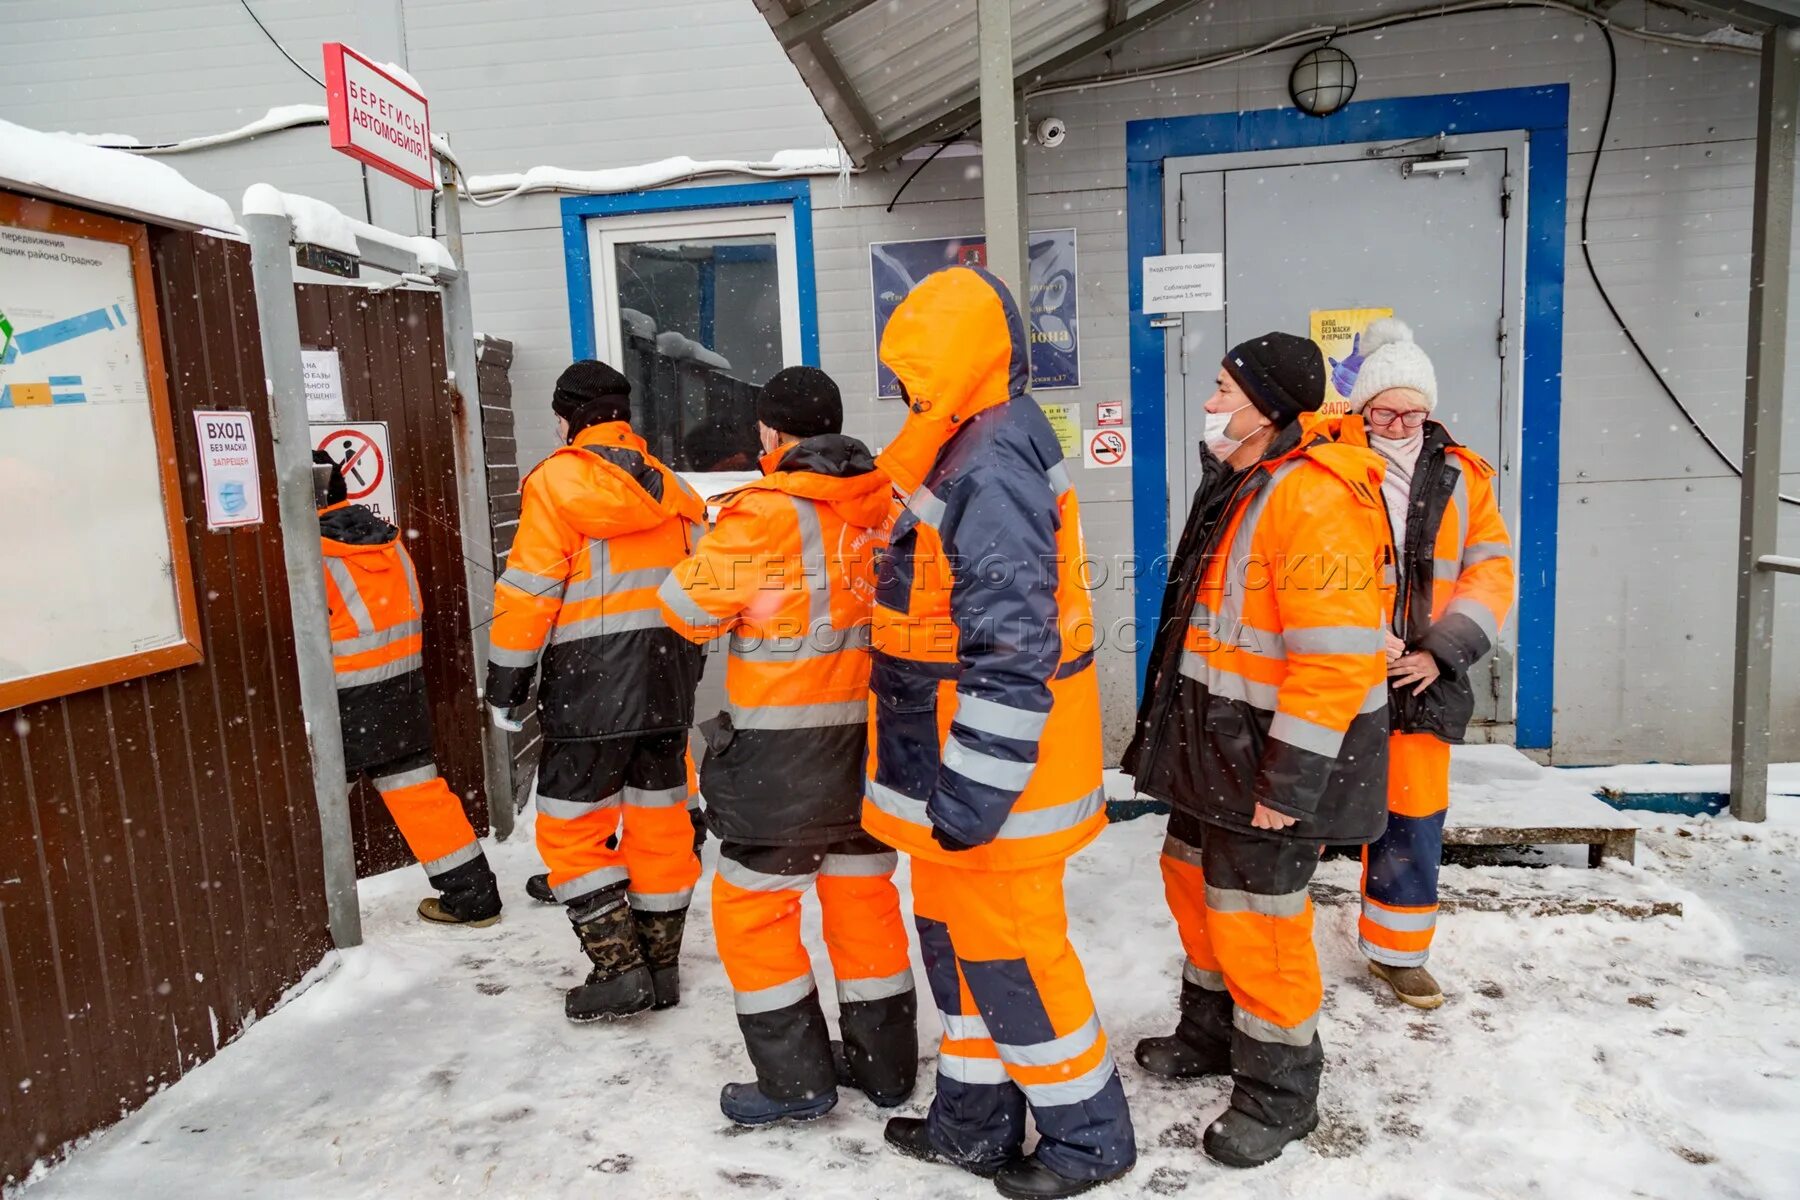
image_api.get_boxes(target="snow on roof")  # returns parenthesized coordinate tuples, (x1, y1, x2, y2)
(0, 118, 239, 232)
(462, 148, 849, 202)
(241, 183, 456, 275)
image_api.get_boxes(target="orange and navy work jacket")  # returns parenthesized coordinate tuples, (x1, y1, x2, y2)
(1126, 415, 1395, 844)
(486, 422, 706, 740)
(658, 434, 891, 846)
(319, 501, 434, 775)
(1336, 415, 1515, 742)
(861, 265, 1106, 871)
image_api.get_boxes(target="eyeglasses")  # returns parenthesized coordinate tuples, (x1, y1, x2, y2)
(1366, 407, 1428, 430)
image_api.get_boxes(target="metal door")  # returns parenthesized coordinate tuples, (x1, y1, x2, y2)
(1163, 136, 1523, 732)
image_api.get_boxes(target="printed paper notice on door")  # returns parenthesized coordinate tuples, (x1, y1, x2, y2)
(1310, 307, 1393, 413)
(1040, 402, 1080, 457)
(1142, 253, 1223, 314)
(303, 348, 347, 421)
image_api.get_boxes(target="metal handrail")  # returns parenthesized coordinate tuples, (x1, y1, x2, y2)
(1759, 554, 1800, 575)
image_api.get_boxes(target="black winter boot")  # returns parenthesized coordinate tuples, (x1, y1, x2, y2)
(883, 1117, 1007, 1179)
(1135, 972, 1232, 1079)
(418, 853, 503, 927)
(634, 906, 688, 1010)
(525, 872, 554, 904)
(994, 1154, 1124, 1199)
(565, 892, 654, 1022)
(1202, 1106, 1319, 1169)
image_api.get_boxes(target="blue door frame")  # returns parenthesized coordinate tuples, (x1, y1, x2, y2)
(1126, 84, 1569, 749)
(560, 179, 821, 366)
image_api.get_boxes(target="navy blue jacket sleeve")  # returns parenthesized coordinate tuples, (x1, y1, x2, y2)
(927, 456, 1062, 846)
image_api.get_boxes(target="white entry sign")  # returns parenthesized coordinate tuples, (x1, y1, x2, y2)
(312, 420, 397, 523)
(302, 348, 347, 421)
(1142, 252, 1224, 314)
(193, 411, 264, 529)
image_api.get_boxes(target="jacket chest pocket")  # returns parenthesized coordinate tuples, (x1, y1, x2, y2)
(875, 511, 921, 614)
(871, 659, 941, 798)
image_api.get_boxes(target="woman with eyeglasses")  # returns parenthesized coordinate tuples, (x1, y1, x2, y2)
(1340, 319, 1516, 1011)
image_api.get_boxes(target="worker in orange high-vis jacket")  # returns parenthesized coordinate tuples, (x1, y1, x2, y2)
(1124, 333, 1392, 1169)
(1339, 319, 1515, 1010)
(313, 452, 501, 927)
(658, 366, 918, 1128)
(486, 361, 706, 1023)
(865, 267, 1135, 1200)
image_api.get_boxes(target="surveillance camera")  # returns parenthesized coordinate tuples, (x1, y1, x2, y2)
(1035, 117, 1067, 149)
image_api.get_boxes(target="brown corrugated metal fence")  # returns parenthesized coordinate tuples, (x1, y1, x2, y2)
(1, 226, 331, 1185)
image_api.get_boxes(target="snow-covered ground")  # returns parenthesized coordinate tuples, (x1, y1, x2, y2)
(15, 799, 1800, 1199)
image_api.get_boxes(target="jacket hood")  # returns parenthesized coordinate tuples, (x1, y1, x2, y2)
(319, 502, 400, 561)
(1324, 413, 1493, 480)
(1286, 412, 1386, 507)
(876, 265, 1029, 495)
(743, 433, 892, 527)
(550, 421, 705, 538)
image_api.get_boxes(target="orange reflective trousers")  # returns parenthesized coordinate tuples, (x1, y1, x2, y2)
(1360, 732, 1451, 967)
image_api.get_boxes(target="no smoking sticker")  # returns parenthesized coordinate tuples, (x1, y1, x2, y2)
(1082, 427, 1132, 469)
(312, 420, 397, 521)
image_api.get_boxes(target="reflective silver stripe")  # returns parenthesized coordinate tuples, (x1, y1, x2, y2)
(1020, 1057, 1117, 1108)
(863, 781, 1103, 840)
(1361, 941, 1431, 969)
(1382, 563, 1398, 587)
(941, 1011, 991, 1041)
(656, 573, 729, 627)
(790, 496, 831, 632)
(371, 763, 439, 791)
(838, 970, 913, 1003)
(498, 564, 565, 597)
(623, 785, 688, 809)
(629, 889, 694, 913)
(488, 643, 542, 669)
(1191, 612, 1286, 660)
(942, 735, 1035, 791)
(550, 609, 669, 642)
(564, 565, 671, 603)
(1444, 597, 1500, 641)
(995, 1014, 1101, 1068)
(1361, 899, 1437, 932)
(938, 1052, 1012, 1085)
(820, 851, 898, 877)
(906, 485, 947, 527)
(1177, 651, 1281, 710)
(322, 557, 374, 635)
(1361, 680, 1392, 713)
(718, 857, 816, 893)
(1269, 711, 1346, 759)
(1461, 540, 1511, 567)
(1206, 885, 1309, 918)
(994, 786, 1105, 838)
(1047, 461, 1072, 496)
(334, 619, 422, 656)
(335, 654, 423, 688)
(536, 783, 621, 822)
(1161, 834, 1204, 869)
(1451, 469, 1470, 559)
(1183, 959, 1227, 992)
(728, 699, 867, 730)
(1234, 1006, 1318, 1048)
(552, 865, 629, 903)
(735, 973, 817, 1015)
(729, 624, 869, 661)
(421, 839, 483, 878)
(1284, 625, 1385, 655)
(1433, 557, 1461, 581)
(952, 693, 1049, 742)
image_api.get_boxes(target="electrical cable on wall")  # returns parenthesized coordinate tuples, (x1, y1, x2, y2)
(237, 0, 325, 88)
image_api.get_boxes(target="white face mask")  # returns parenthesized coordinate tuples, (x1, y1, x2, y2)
(1203, 401, 1262, 459)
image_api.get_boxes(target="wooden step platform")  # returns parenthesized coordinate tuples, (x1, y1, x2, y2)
(1445, 745, 1638, 867)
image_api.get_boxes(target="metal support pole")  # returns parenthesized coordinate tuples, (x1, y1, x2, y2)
(437, 168, 515, 841)
(1729, 28, 1797, 825)
(977, 0, 1026, 299)
(243, 210, 364, 947)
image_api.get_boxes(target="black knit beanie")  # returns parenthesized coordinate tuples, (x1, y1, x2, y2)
(1222, 332, 1326, 426)
(553, 359, 632, 438)
(312, 448, 347, 507)
(756, 365, 842, 439)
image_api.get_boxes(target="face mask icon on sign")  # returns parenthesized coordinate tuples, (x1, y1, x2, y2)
(219, 480, 248, 516)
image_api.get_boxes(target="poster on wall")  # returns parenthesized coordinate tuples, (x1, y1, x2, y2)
(0, 195, 200, 708)
(193, 411, 264, 529)
(1310, 307, 1394, 413)
(870, 228, 1079, 398)
(1039, 402, 1080, 457)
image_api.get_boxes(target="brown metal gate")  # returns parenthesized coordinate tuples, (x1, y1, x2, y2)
(293, 284, 488, 877)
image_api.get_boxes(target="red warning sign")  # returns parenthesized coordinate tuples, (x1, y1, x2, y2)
(311, 420, 396, 521)
(1083, 427, 1132, 469)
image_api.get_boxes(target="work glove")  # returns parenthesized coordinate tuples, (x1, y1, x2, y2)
(930, 823, 978, 853)
(488, 702, 525, 733)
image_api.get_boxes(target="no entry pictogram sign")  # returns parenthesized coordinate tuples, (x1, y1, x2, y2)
(312, 420, 397, 521)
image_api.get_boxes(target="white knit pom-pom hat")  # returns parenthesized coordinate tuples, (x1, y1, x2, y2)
(1346, 317, 1437, 413)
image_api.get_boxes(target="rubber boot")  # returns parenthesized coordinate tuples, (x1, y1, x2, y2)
(1202, 1106, 1320, 1169)
(565, 892, 654, 1023)
(418, 853, 503, 927)
(719, 1080, 837, 1127)
(1135, 975, 1231, 1079)
(883, 1117, 1007, 1179)
(635, 907, 688, 1010)
(994, 1154, 1121, 1199)
(525, 873, 554, 904)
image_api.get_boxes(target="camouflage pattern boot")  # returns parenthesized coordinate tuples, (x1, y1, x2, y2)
(565, 891, 654, 1023)
(635, 906, 688, 1010)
